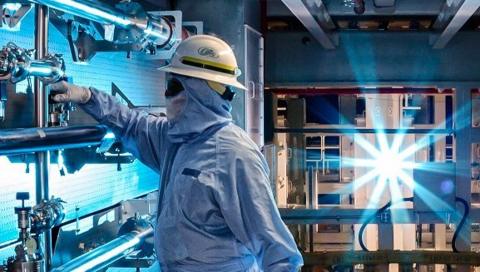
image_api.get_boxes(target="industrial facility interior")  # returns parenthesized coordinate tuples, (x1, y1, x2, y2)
(1, 0, 480, 271)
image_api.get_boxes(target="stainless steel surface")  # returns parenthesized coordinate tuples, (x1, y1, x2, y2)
(1, 3, 33, 29)
(31, 197, 65, 233)
(0, 42, 65, 84)
(51, 224, 153, 272)
(29, 0, 174, 48)
(33, 5, 51, 270)
(244, 24, 264, 148)
(281, 0, 337, 49)
(432, 0, 480, 48)
(279, 207, 480, 224)
(7, 257, 44, 272)
(5, 192, 46, 272)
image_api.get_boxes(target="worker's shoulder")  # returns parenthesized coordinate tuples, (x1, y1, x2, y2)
(215, 123, 259, 158)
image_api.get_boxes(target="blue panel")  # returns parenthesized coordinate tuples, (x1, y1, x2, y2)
(304, 95, 339, 124)
(0, 9, 160, 258)
(318, 194, 340, 205)
(0, 8, 37, 251)
(0, 157, 36, 243)
(50, 161, 158, 222)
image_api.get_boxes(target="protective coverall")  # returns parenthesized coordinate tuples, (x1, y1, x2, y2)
(79, 75, 303, 271)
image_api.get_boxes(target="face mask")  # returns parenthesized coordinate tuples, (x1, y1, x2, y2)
(166, 91, 187, 122)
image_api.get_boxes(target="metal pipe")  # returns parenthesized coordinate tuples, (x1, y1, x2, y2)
(51, 227, 153, 272)
(29, 0, 174, 47)
(0, 42, 65, 84)
(33, 4, 51, 270)
(27, 59, 64, 80)
(274, 127, 454, 135)
(0, 125, 108, 156)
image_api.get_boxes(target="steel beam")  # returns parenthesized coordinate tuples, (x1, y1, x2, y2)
(454, 86, 472, 272)
(280, 207, 480, 224)
(274, 127, 453, 134)
(431, 0, 480, 49)
(281, 0, 337, 49)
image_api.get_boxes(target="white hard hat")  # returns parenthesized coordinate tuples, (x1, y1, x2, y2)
(158, 35, 247, 91)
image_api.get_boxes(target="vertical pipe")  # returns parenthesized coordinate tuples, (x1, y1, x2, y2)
(454, 86, 472, 272)
(307, 166, 314, 252)
(34, 4, 52, 270)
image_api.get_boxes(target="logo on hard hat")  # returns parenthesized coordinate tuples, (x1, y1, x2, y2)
(198, 47, 219, 58)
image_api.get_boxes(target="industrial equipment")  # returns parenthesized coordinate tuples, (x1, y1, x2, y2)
(0, 42, 64, 84)
(40, 0, 181, 62)
(269, 87, 480, 271)
(51, 216, 153, 272)
(0, 192, 64, 272)
(0, 42, 65, 121)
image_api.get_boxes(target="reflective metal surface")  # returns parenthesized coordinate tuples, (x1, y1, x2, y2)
(51, 219, 153, 272)
(29, 0, 174, 48)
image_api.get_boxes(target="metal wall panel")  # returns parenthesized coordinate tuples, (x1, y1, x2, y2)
(0, 9, 162, 257)
(266, 31, 480, 84)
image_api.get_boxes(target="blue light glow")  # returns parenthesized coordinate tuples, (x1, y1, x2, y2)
(41, 0, 132, 26)
(333, 99, 473, 224)
(103, 132, 116, 139)
(3, 3, 21, 11)
(27, 65, 55, 76)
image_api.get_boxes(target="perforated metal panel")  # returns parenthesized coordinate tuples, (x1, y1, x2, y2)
(0, 10, 162, 258)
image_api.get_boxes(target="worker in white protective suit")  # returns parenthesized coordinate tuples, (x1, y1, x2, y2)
(50, 35, 303, 272)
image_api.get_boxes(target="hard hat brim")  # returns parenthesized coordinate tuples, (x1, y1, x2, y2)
(158, 65, 247, 91)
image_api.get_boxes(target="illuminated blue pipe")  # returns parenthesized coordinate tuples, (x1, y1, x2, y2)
(29, 0, 174, 47)
(51, 227, 153, 272)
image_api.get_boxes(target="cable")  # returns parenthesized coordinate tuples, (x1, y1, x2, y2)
(358, 196, 470, 252)
(452, 197, 469, 253)
(358, 197, 414, 251)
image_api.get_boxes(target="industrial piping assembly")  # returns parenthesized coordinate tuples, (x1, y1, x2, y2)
(0, 1, 189, 271)
(0, 42, 65, 84)
(50, 217, 153, 272)
(0, 42, 65, 121)
(29, 0, 175, 49)
(0, 193, 65, 272)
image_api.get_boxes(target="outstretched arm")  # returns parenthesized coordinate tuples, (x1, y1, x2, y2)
(51, 81, 167, 172)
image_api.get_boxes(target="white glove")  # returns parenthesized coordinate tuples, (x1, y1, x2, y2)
(50, 81, 92, 104)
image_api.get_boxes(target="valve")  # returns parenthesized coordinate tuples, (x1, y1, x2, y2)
(0, 42, 65, 84)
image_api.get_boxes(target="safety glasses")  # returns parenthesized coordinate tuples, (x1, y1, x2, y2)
(165, 77, 184, 98)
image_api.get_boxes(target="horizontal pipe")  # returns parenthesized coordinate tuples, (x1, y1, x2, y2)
(302, 250, 480, 266)
(30, 0, 174, 47)
(27, 60, 64, 80)
(274, 127, 454, 134)
(0, 125, 107, 156)
(280, 208, 480, 224)
(51, 227, 153, 272)
(268, 87, 454, 95)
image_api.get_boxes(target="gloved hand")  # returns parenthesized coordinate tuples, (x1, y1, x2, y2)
(49, 81, 92, 104)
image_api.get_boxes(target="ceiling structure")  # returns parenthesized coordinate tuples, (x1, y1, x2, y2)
(267, 0, 480, 49)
